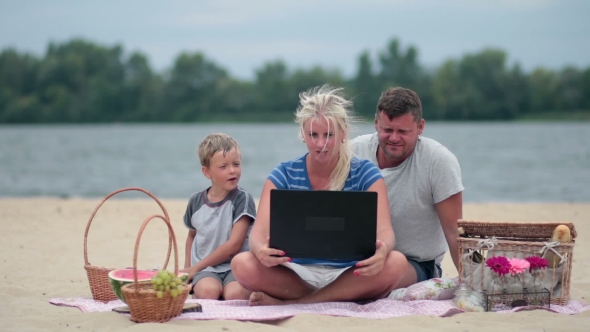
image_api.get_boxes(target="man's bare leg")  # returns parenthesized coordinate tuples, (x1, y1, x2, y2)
(231, 251, 317, 300)
(249, 251, 412, 306)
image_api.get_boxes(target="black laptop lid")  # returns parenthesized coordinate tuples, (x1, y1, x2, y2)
(269, 189, 377, 261)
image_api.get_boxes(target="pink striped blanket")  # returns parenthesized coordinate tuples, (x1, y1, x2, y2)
(49, 297, 590, 321)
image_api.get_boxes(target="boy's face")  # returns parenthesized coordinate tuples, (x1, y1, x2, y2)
(202, 147, 242, 192)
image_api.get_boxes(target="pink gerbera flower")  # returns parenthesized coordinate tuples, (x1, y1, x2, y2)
(508, 258, 530, 276)
(525, 256, 549, 272)
(486, 256, 511, 276)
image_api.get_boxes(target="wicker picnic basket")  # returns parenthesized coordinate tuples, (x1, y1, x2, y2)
(83, 187, 172, 302)
(121, 214, 190, 323)
(457, 219, 577, 305)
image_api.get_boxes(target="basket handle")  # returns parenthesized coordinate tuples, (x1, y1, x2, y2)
(131, 214, 179, 292)
(83, 187, 172, 270)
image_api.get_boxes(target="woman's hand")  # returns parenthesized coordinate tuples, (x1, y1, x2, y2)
(255, 237, 291, 267)
(353, 240, 389, 277)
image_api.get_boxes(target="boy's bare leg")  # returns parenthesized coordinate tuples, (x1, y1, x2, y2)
(231, 252, 317, 300)
(249, 251, 412, 306)
(222, 281, 251, 300)
(192, 277, 223, 300)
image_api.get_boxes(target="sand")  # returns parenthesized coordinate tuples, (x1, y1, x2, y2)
(1, 197, 589, 331)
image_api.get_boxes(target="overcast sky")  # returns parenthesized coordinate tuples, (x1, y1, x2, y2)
(1, 0, 588, 79)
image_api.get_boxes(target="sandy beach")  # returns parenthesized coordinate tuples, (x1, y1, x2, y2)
(1, 197, 589, 331)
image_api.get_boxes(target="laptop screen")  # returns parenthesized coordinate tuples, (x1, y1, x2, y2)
(269, 189, 377, 263)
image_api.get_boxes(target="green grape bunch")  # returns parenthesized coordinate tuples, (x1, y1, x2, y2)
(150, 270, 185, 299)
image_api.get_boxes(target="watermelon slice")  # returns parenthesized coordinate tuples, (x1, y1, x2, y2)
(108, 269, 188, 303)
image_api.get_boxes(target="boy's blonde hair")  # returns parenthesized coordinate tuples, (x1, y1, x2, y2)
(198, 133, 240, 168)
(295, 84, 361, 191)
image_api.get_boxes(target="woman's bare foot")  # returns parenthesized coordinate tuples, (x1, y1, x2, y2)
(248, 292, 287, 306)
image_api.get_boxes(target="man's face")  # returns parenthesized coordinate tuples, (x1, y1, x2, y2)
(374, 111, 424, 165)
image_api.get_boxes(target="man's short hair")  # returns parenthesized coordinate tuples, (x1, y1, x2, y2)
(376, 87, 422, 122)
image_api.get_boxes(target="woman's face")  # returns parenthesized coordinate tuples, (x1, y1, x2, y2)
(303, 116, 344, 163)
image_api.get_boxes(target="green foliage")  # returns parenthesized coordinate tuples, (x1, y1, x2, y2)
(0, 38, 589, 123)
(352, 51, 380, 118)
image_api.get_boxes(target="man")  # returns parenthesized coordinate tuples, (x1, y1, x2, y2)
(351, 87, 463, 288)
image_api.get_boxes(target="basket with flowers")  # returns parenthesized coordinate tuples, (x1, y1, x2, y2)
(483, 255, 551, 311)
(457, 220, 576, 306)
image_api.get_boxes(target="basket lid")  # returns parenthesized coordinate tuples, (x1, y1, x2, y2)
(457, 220, 577, 240)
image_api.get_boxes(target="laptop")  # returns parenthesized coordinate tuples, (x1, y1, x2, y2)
(269, 189, 377, 263)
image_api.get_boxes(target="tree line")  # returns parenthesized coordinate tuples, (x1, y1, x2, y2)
(1, 38, 589, 123)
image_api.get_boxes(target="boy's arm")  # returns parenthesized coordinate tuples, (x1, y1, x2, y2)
(182, 196, 197, 270)
(184, 230, 196, 269)
(181, 216, 252, 279)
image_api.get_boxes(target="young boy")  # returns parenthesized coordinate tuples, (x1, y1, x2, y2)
(181, 133, 256, 300)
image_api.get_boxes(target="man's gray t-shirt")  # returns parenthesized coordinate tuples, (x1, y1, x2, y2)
(351, 133, 464, 264)
(183, 187, 256, 273)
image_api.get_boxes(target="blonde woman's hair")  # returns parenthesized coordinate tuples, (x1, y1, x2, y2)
(198, 133, 239, 168)
(295, 84, 361, 191)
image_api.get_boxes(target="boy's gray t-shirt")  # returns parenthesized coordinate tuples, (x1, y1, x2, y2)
(183, 187, 256, 273)
(351, 133, 464, 264)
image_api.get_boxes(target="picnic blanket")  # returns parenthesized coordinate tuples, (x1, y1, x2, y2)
(49, 297, 590, 321)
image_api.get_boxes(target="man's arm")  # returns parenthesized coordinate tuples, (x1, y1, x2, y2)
(435, 192, 462, 273)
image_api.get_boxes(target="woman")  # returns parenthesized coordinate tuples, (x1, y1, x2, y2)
(231, 85, 410, 306)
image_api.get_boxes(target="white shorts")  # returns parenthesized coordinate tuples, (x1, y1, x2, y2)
(283, 262, 352, 289)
